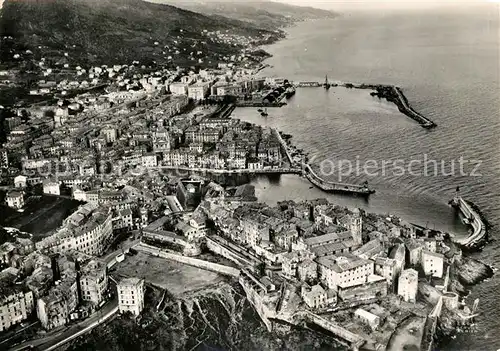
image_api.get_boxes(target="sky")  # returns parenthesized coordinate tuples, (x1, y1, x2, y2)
(0, 0, 497, 11)
(271, 0, 499, 10)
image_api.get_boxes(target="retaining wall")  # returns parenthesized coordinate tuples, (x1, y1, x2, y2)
(206, 236, 254, 267)
(138, 243, 240, 277)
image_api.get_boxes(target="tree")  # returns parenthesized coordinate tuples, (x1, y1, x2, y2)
(256, 262, 266, 276)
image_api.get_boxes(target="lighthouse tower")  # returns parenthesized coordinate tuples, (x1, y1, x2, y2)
(350, 208, 363, 245)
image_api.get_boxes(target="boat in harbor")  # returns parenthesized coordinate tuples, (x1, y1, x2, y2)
(323, 75, 331, 90)
(285, 86, 296, 98)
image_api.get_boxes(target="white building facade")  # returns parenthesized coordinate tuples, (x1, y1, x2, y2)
(117, 278, 145, 316)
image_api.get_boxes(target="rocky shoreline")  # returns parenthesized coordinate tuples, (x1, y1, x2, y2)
(453, 256, 494, 286)
(435, 252, 494, 346)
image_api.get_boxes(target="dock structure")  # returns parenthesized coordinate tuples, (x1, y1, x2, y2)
(235, 101, 287, 107)
(272, 128, 294, 165)
(450, 196, 487, 248)
(295, 81, 321, 87)
(272, 127, 375, 196)
(303, 164, 375, 196)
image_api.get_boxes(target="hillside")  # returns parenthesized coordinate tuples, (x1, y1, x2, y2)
(151, 0, 338, 30)
(0, 0, 278, 67)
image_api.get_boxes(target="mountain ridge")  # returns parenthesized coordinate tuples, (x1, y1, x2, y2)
(149, 0, 338, 30)
(0, 0, 279, 67)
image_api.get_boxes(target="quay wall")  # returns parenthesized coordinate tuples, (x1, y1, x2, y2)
(235, 101, 286, 107)
(391, 87, 436, 128)
(294, 80, 436, 128)
(155, 165, 301, 175)
(304, 164, 374, 195)
(272, 128, 294, 165)
(137, 243, 240, 277)
(296, 82, 321, 87)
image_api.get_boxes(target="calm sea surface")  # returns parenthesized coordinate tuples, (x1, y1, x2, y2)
(232, 5, 500, 350)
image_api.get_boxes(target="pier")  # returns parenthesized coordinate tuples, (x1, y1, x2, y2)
(296, 81, 321, 87)
(272, 128, 294, 165)
(272, 127, 375, 196)
(235, 101, 287, 107)
(450, 196, 487, 248)
(304, 164, 375, 196)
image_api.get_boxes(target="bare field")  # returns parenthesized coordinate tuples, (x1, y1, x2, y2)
(111, 252, 227, 297)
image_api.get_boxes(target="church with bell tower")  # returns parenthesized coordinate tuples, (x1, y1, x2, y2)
(350, 208, 363, 245)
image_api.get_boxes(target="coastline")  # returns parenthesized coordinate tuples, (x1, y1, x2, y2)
(242, 18, 495, 347)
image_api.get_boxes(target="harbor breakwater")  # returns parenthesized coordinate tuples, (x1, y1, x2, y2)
(449, 196, 488, 250)
(294, 80, 437, 129)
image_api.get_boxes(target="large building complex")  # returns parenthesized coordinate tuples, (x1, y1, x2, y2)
(316, 254, 374, 290)
(35, 203, 113, 256)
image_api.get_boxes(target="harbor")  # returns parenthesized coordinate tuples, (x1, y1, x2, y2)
(293, 78, 437, 129)
(272, 126, 376, 196)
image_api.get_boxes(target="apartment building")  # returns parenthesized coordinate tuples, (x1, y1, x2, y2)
(0, 272, 35, 332)
(37, 271, 78, 330)
(43, 181, 61, 196)
(169, 83, 188, 96)
(36, 204, 113, 256)
(421, 250, 444, 278)
(0, 148, 8, 168)
(374, 257, 398, 287)
(6, 191, 24, 210)
(117, 278, 145, 316)
(188, 82, 210, 101)
(301, 284, 327, 309)
(79, 259, 108, 306)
